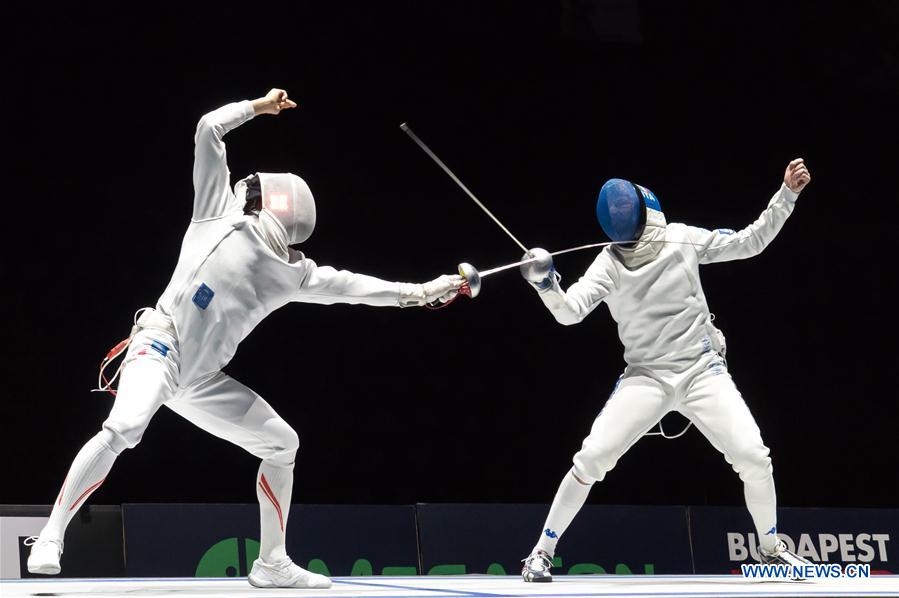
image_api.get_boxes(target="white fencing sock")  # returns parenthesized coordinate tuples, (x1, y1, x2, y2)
(41, 433, 118, 542)
(745, 475, 778, 552)
(533, 468, 593, 557)
(256, 461, 294, 563)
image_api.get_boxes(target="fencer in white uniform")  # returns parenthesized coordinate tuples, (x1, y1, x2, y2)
(26, 89, 463, 588)
(520, 160, 812, 582)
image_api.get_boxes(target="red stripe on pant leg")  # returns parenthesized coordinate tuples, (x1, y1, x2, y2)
(258, 481, 283, 531)
(68, 478, 106, 512)
(258, 473, 284, 532)
(57, 475, 68, 506)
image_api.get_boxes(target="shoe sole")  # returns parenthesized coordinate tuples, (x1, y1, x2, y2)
(247, 575, 272, 588)
(248, 574, 331, 589)
(27, 563, 61, 575)
(523, 576, 552, 583)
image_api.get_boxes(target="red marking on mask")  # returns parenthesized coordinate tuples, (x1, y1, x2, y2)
(268, 193, 289, 211)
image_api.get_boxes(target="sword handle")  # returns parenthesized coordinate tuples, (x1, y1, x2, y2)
(458, 262, 481, 298)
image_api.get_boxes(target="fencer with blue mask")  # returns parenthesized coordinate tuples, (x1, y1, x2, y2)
(26, 88, 464, 589)
(519, 159, 812, 582)
(595, 178, 666, 266)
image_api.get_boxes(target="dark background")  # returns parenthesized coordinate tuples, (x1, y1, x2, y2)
(6, 1, 897, 510)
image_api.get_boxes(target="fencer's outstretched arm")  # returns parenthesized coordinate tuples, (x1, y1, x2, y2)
(687, 158, 811, 264)
(192, 101, 255, 221)
(529, 251, 619, 326)
(192, 89, 297, 221)
(294, 260, 464, 308)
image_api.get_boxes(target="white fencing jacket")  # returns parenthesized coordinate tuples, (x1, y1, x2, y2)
(156, 101, 405, 386)
(538, 185, 799, 372)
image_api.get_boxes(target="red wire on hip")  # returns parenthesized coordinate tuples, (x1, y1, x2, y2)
(96, 337, 132, 397)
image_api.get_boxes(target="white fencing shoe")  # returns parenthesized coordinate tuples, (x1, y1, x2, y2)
(521, 550, 553, 582)
(248, 558, 332, 588)
(760, 539, 812, 580)
(25, 537, 63, 575)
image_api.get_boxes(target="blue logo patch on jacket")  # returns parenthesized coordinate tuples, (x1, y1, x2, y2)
(192, 283, 215, 310)
(715, 228, 736, 235)
(150, 340, 169, 357)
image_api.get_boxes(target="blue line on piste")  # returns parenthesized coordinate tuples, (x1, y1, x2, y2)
(4, 574, 898, 584)
(320, 579, 899, 598)
(496, 593, 899, 598)
(3, 591, 892, 598)
(335, 578, 507, 597)
(0, 576, 502, 597)
(344, 596, 493, 598)
(0, 576, 245, 583)
(3, 575, 898, 598)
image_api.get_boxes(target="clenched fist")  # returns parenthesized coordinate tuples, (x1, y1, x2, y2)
(784, 158, 811, 193)
(252, 88, 297, 116)
(398, 275, 466, 307)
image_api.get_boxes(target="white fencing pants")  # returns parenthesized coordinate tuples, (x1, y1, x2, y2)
(168, 372, 298, 564)
(40, 330, 180, 542)
(536, 354, 777, 555)
(41, 329, 298, 563)
(675, 360, 777, 552)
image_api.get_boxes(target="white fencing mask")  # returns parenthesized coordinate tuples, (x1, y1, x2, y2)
(237, 172, 316, 245)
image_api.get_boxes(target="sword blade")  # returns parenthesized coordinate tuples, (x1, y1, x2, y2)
(401, 123, 529, 253)
(477, 239, 705, 279)
(479, 242, 616, 277)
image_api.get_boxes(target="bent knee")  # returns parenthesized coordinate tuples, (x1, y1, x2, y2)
(98, 422, 144, 454)
(263, 419, 300, 465)
(573, 444, 620, 483)
(730, 443, 773, 481)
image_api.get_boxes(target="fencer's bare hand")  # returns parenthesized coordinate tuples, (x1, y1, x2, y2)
(784, 158, 811, 193)
(252, 89, 298, 116)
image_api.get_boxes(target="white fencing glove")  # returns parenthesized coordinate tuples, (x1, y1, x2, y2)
(399, 275, 465, 307)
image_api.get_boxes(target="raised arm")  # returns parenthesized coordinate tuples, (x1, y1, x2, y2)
(522, 248, 618, 326)
(688, 158, 811, 264)
(192, 89, 297, 221)
(294, 259, 464, 308)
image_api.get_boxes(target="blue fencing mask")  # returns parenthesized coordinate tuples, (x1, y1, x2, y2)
(596, 178, 662, 242)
